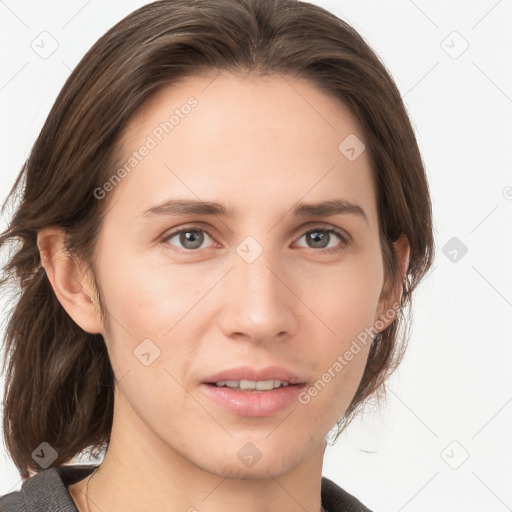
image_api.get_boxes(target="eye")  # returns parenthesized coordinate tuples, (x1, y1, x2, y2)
(160, 225, 348, 254)
(294, 227, 347, 253)
(162, 227, 216, 252)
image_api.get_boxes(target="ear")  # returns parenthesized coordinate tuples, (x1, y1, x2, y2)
(373, 234, 410, 331)
(37, 227, 104, 335)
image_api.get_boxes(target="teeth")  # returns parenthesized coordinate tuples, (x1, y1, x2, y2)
(214, 379, 290, 390)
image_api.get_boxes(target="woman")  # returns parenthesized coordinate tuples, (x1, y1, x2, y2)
(0, 0, 434, 510)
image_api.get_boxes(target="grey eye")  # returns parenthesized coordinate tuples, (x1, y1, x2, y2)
(165, 229, 213, 250)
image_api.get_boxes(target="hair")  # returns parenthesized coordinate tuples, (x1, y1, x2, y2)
(0, 0, 434, 479)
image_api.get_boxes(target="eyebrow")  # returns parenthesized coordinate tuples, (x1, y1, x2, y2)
(141, 198, 369, 225)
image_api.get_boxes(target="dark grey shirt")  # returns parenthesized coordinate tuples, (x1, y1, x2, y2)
(0, 464, 372, 511)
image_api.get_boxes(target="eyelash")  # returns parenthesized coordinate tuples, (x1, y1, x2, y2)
(160, 224, 349, 254)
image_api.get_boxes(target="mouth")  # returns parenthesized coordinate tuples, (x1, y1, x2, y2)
(200, 382, 305, 417)
(205, 379, 295, 391)
(200, 366, 307, 417)
(202, 365, 306, 387)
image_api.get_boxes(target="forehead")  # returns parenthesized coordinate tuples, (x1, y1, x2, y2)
(124, 70, 365, 152)
(107, 71, 377, 227)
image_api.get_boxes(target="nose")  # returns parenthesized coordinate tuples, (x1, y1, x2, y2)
(218, 245, 299, 344)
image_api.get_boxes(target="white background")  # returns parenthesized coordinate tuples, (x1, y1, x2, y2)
(1, 1, 511, 510)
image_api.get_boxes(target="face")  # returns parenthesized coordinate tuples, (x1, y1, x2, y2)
(86, 71, 397, 478)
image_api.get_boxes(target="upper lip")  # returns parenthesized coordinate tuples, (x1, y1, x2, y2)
(202, 365, 305, 385)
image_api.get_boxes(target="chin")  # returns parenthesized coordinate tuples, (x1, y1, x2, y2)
(192, 444, 305, 481)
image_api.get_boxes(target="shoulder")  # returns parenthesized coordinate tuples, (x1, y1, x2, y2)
(321, 476, 373, 512)
(0, 464, 98, 512)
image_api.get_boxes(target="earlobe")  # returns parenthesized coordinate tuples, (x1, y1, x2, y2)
(37, 227, 104, 335)
(374, 234, 410, 331)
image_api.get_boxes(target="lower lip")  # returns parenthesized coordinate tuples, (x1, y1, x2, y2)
(200, 383, 305, 417)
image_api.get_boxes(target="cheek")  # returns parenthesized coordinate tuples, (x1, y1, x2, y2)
(295, 328, 371, 435)
(300, 304, 373, 428)
(99, 249, 202, 335)
(301, 256, 382, 411)
(96, 249, 211, 389)
(317, 253, 384, 340)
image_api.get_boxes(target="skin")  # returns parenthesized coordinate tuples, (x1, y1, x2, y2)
(38, 71, 409, 512)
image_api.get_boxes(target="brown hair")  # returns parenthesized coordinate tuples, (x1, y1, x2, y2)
(0, 0, 434, 479)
